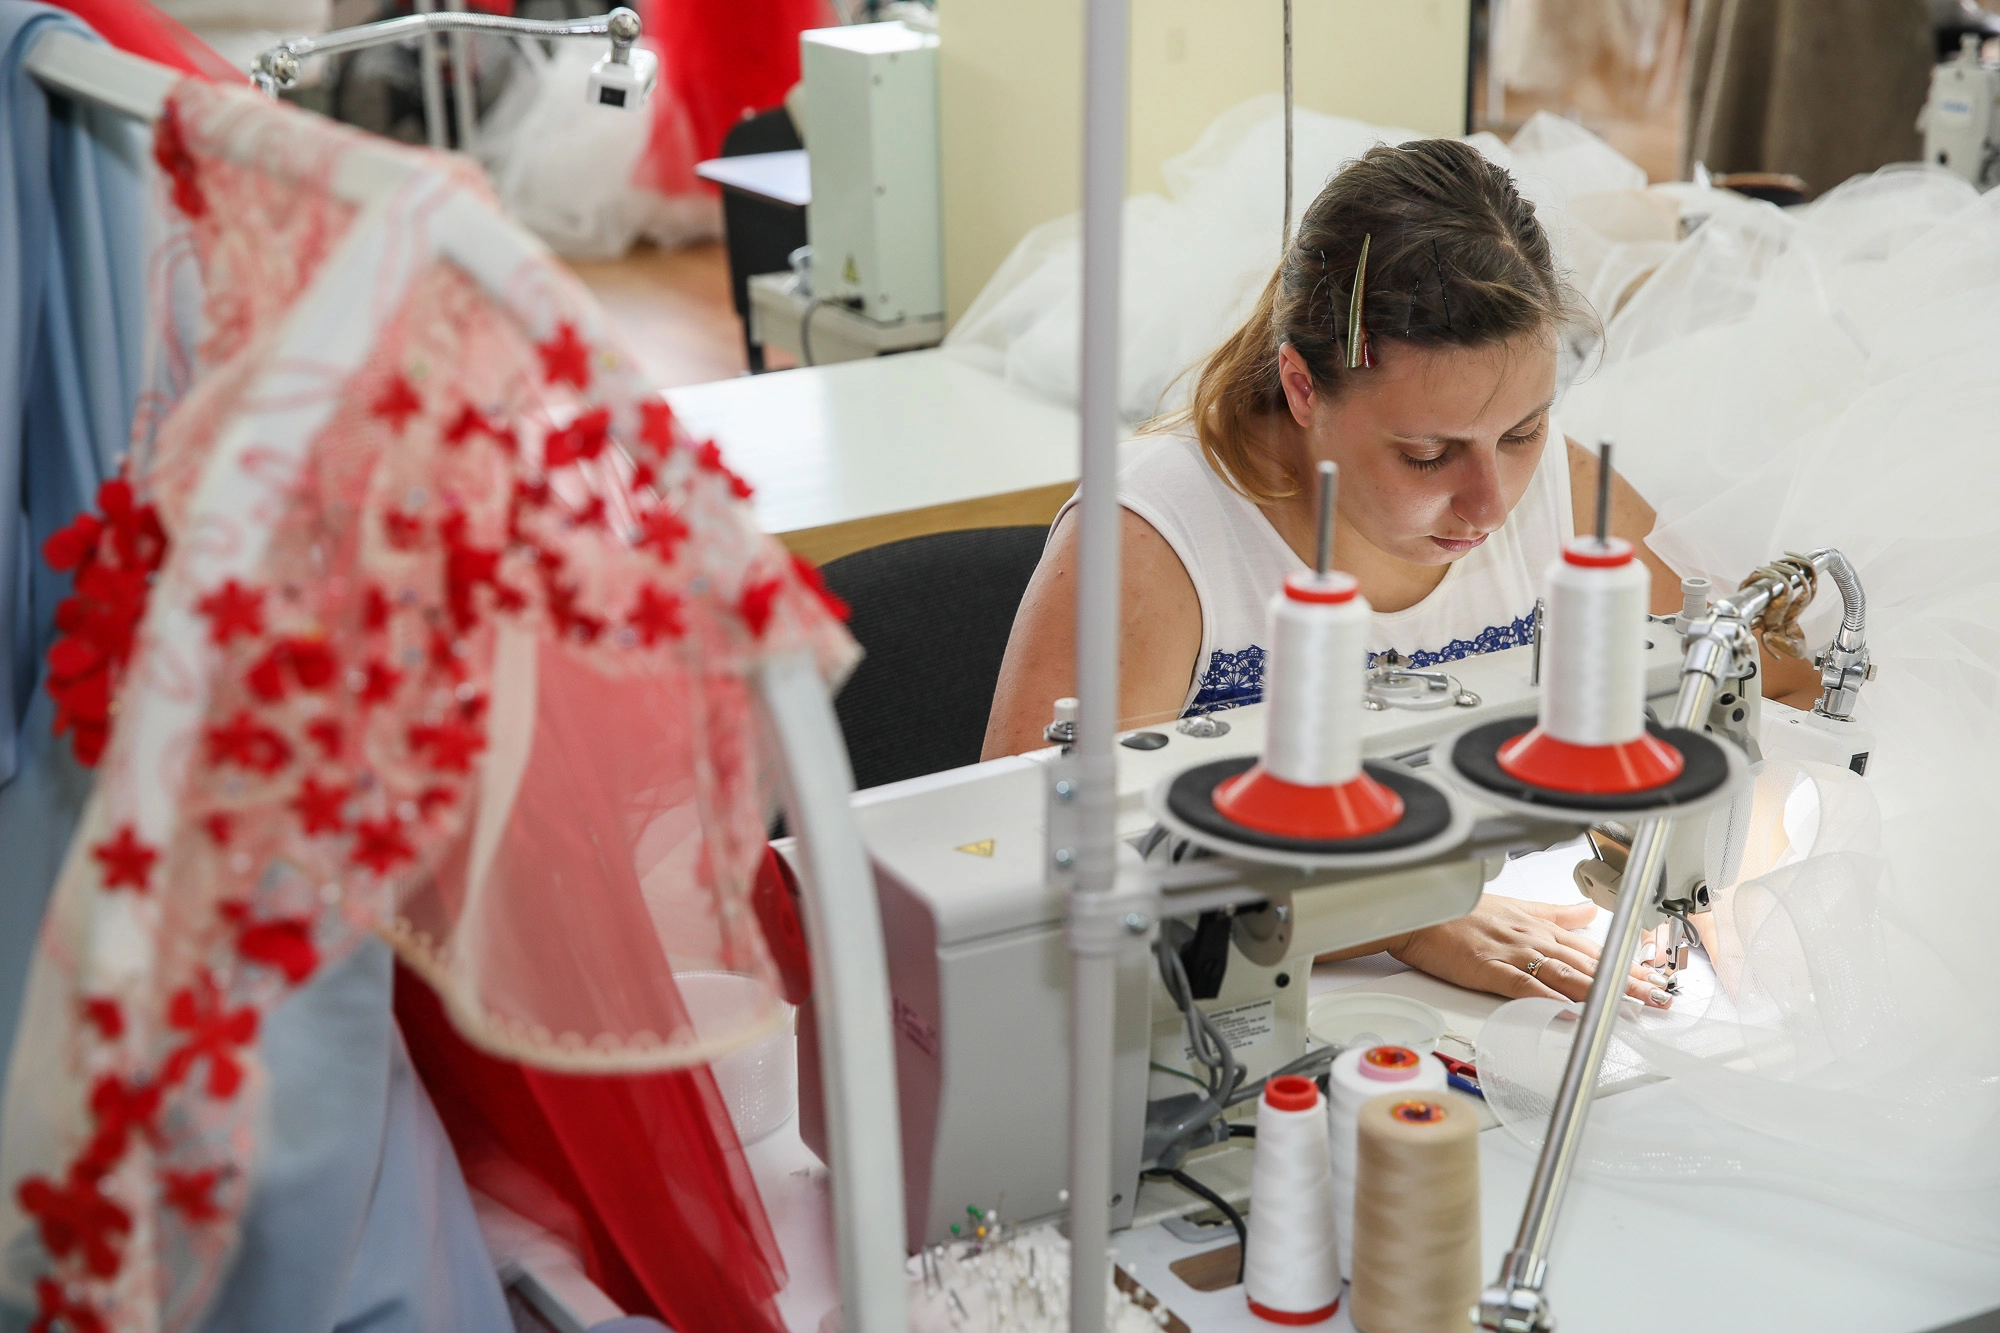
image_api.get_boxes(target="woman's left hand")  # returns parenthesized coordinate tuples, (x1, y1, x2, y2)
(1385, 894, 1672, 1008)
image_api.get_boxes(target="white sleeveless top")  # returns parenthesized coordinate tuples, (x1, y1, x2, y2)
(1056, 426, 1574, 715)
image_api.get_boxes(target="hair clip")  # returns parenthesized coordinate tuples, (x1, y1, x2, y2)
(1432, 239, 1452, 332)
(1346, 233, 1372, 370)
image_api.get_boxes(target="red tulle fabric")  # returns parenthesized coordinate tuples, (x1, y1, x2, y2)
(43, 0, 240, 82)
(639, 0, 831, 164)
(394, 965, 786, 1333)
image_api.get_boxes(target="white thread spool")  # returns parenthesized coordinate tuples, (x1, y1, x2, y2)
(1538, 538, 1648, 746)
(1349, 1092, 1482, 1333)
(1328, 1044, 1447, 1280)
(1264, 571, 1371, 786)
(1244, 1074, 1343, 1323)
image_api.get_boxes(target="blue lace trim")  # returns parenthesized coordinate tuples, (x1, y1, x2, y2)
(1183, 610, 1538, 715)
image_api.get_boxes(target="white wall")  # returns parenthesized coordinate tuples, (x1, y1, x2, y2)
(938, 0, 1472, 324)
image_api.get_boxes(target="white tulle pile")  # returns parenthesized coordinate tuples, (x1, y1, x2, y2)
(1479, 165, 2000, 1251)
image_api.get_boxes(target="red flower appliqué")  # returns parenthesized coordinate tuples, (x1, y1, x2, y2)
(221, 902, 321, 984)
(544, 407, 611, 469)
(288, 777, 350, 835)
(153, 102, 203, 219)
(91, 825, 158, 892)
(34, 1274, 106, 1333)
(694, 439, 754, 499)
(627, 585, 683, 645)
(162, 978, 259, 1099)
(17, 1162, 130, 1279)
(43, 475, 168, 766)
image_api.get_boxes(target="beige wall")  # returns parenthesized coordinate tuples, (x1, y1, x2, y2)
(938, 0, 1471, 324)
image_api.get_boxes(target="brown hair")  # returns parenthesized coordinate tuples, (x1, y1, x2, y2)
(1169, 138, 1583, 504)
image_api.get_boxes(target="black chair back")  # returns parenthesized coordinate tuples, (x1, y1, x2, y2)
(819, 526, 1049, 792)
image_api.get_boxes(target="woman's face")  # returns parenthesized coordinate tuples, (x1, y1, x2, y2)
(1277, 332, 1557, 568)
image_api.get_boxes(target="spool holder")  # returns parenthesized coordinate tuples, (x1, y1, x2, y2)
(1146, 758, 1474, 871)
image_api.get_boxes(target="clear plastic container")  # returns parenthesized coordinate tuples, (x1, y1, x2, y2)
(676, 971, 797, 1144)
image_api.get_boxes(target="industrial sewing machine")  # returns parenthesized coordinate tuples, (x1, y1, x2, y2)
(798, 550, 1873, 1316)
(1922, 34, 2000, 188)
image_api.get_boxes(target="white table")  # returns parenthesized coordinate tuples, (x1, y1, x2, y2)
(695, 150, 811, 208)
(664, 351, 1079, 564)
(744, 845, 2000, 1333)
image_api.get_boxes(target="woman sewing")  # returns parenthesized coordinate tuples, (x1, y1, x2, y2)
(983, 138, 1816, 1008)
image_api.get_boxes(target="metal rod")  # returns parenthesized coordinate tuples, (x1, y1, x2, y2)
(446, 0, 479, 156)
(1067, 0, 1128, 1322)
(414, 0, 448, 151)
(1283, 0, 1294, 246)
(1314, 460, 1336, 576)
(1595, 438, 1613, 545)
(1482, 668, 1718, 1331)
(254, 8, 638, 91)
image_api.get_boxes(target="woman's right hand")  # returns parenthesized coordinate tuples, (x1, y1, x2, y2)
(1385, 894, 1672, 1008)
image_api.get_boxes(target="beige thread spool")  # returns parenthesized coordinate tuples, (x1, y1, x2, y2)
(1349, 1092, 1481, 1333)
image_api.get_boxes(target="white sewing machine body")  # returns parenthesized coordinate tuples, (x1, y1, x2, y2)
(1921, 34, 2000, 189)
(799, 624, 1789, 1250)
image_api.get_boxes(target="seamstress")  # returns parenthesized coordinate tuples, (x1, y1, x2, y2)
(985, 138, 1816, 1007)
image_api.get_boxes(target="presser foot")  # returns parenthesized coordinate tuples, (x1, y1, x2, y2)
(1477, 1281, 1553, 1333)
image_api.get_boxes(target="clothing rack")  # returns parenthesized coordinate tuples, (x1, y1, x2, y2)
(21, 35, 911, 1332)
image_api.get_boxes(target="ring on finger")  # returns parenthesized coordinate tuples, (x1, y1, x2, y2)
(1524, 952, 1546, 978)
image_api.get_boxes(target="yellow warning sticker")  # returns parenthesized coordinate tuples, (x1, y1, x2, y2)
(843, 254, 860, 286)
(954, 839, 996, 858)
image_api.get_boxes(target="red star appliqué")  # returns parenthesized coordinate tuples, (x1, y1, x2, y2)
(694, 440, 754, 499)
(407, 716, 486, 773)
(222, 901, 320, 984)
(350, 817, 415, 875)
(627, 585, 684, 645)
(205, 712, 293, 775)
(537, 322, 592, 389)
(92, 825, 158, 892)
(162, 1168, 224, 1224)
(637, 399, 677, 455)
(738, 576, 783, 637)
(80, 997, 124, 1040)
(637, 507, 689, 562)
(289, 777, 349, 835)
(544, 407, 612, 469)
(356, 659, 402, 707)
(194, 579, 265, 646)
(371, 374, 423, 431)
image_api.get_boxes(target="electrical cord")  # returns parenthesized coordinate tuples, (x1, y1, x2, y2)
(1228, 1123, 1256, 1139)
(799, 296, 832, 367)
(1147, 939, 1244, 1153)
(1143, 1168, 1247, 1284)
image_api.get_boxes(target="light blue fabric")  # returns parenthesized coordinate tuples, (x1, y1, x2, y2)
(197, 940, 511, 1333)
(0, 0, 147, 1078)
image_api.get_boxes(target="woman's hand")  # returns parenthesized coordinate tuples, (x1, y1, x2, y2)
(1386, 894, 1672, 1008)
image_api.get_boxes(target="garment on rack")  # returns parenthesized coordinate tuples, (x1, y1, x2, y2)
(0, 0, 149, 1079)
(42, 0, 238, 81)
(1, 76, 851, 1333)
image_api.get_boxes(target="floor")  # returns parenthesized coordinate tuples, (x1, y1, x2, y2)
(567, 241, 796, 391)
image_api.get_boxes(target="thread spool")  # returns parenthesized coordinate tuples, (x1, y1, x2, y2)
(1328, 1045, 1447, 1280)
(1495, 535, 1684, 793)
(1209, 573, 1406, 838)
(1244, 1074, 1342, 1324)
(1349, 1093, 1481, 1333)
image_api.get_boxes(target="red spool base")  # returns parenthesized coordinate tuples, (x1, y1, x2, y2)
(1212, 765, 1405, 841)
(1496, 726, 1686, 795)
(1248, 1296, 1341, 1325)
